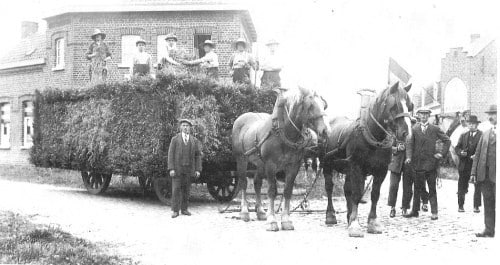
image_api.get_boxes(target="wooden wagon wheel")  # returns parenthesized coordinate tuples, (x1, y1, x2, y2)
(138, 176, 153, 192)
(81, 171, 112, 195)
(207, 171, 239, 202)
(153, 177, 171, 205)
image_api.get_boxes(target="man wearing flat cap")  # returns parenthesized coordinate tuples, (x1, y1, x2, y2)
(405, 108, 450, 220)
(159, 33, 186, 70)
(455, 115, 482, 213)
(168, 119, 202, 218)
(472, 104, 497, 237)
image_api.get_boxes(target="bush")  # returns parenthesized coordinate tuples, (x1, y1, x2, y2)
(30, 69, 276, 177)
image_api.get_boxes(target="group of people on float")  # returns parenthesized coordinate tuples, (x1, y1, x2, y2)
(388, 105, 496, 238)
(85, 29, 282, 89)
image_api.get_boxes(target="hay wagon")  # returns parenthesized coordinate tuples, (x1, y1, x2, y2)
(31, 70, 275, 204)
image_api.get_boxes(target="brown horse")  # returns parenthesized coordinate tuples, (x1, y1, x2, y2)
(321, 82, 413, 237)
(232, 87, 330, 231)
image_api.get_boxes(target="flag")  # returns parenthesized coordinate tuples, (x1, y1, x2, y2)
(388, 57, 411, 85)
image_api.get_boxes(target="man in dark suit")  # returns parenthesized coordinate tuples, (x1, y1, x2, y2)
(168, 119, 202, 218)
(387, 139, 413, 217)
(405, 108, 451, 220)
(472, 105, 496, 237)
(455, 115, 482, 213)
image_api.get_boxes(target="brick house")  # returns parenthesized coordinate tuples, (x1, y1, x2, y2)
(0, 0, 257, 165)
(413, 34, 497, 122)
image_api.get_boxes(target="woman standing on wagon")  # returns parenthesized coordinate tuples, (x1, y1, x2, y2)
(229, 38, 255, 84)
(182, 40, 219, 79)
(130, 38, 153, 78)
(86, 29, 112, 85)
(260, 39, 283, 89)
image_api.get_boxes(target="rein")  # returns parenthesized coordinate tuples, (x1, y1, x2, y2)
(358, 108, 394, 149)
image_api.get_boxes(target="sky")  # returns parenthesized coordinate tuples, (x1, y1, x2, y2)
(0, 0, 498, 118)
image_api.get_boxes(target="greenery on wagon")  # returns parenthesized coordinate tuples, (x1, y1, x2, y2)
(30, 69, 276, 177)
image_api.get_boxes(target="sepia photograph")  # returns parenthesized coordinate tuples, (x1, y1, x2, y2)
(0, 0, 498, 264)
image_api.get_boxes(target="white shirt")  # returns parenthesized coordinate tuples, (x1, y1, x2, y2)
(200, 51, 219, 68)
(260, 52, 283, 71)
(182, 133, 189, 144)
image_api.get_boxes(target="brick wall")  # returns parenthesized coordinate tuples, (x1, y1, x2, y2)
(0, 65, 45, 165)
(46, 10, 250, 88)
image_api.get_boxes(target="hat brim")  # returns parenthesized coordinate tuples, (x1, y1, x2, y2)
(202, 43, 215, 48)
(485, 110, 497, 114)
(91, 33, 106, 40)
(136, 41, 146, 46)
(233, 41, 247, 49)
(165, 37, 178, 42)
(417, 111, 431, 114)
(266, 42, 279, 46)
(179, 119, 193, 126)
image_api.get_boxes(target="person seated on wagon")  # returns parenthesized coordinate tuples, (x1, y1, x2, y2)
(182, 40, 219, 79)
(260, 39, 283, 89)
(85, 29, 112, 84)
(130, 38, 154, 78)
(158, 33, 186, 70)
(229, 38, 256, 84)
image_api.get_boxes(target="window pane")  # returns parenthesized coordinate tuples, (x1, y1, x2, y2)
(121, 35, 141, 65)
(55, 38, 65, 67)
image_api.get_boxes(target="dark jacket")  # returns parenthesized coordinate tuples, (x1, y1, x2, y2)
(455, 130, 482, 171)
(388, 142, 406, 174)
(406, 123, 451, 171)
(472, 128, 496, 183)
(167, 133, 202, 177)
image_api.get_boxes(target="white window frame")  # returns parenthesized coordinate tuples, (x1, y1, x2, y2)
(22, 101, 34, 148)
(53, 38, 65, 71)
(0, 103, 11, 149)
(119, 35, 141, 68)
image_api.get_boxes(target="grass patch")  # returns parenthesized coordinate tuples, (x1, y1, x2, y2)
(0, 211, 137, 265)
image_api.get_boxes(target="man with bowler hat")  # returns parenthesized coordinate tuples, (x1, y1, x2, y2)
(168, 119, 202, 218)
(472, 104, 496, 237)
(455, 115, 482, 213)
(405, 107, 450, 220)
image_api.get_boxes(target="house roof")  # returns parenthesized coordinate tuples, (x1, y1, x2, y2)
(44, 0, 257, 41)
(0, 33, 46, 70)
(463, 37, 495, 57)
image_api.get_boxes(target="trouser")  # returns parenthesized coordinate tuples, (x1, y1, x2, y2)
(457, 167, 482, 208)
(387, 168, 413, 209)
(171, 170, 192, 212)
(412, 170, 438, 214)
(479, 179, 496, 234)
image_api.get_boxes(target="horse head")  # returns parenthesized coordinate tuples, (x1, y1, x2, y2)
(281, 86, 330, 139)
(372, 81, 413, 141)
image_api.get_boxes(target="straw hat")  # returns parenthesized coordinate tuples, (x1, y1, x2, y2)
(165, 33, 178, 42)
(136, 38, 146, 46)
(202, 40, 215, 48)
(233, 38, 247, 49)
(91, 29, 106, 40)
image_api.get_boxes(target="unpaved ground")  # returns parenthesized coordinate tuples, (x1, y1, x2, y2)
(0, 175, 497, 265)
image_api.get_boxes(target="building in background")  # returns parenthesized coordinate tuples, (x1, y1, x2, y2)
(0, 0, 256, 165)
(413, 34, 497, 122)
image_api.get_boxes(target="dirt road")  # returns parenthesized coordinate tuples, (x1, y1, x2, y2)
(0, 177, 496, 265)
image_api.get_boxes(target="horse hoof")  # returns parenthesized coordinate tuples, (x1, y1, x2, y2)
(348, 223, 365, 238)
(239, 212, 250, 222)
(325, 213, 337, 225)
(256, 212, 267, 221)
(266, 222, 280, 232)
(367, 219, 382, 234)
(281, 221, 295, 231)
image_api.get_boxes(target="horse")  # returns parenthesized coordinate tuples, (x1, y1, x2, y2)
(231, 86, 330, 231)
(321, 81, 413, 237)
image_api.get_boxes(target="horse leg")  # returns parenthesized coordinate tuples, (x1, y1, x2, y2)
(343, 174, 352, 223)
(347, 165, 365, 237)
(367, 171, 386, 234)
(236, 157, 250, 222)
(254, 168, 267, 221)
(324, 167, 338, 225)
(281, 164, 300, 231)
(265, 163, 279, 232)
